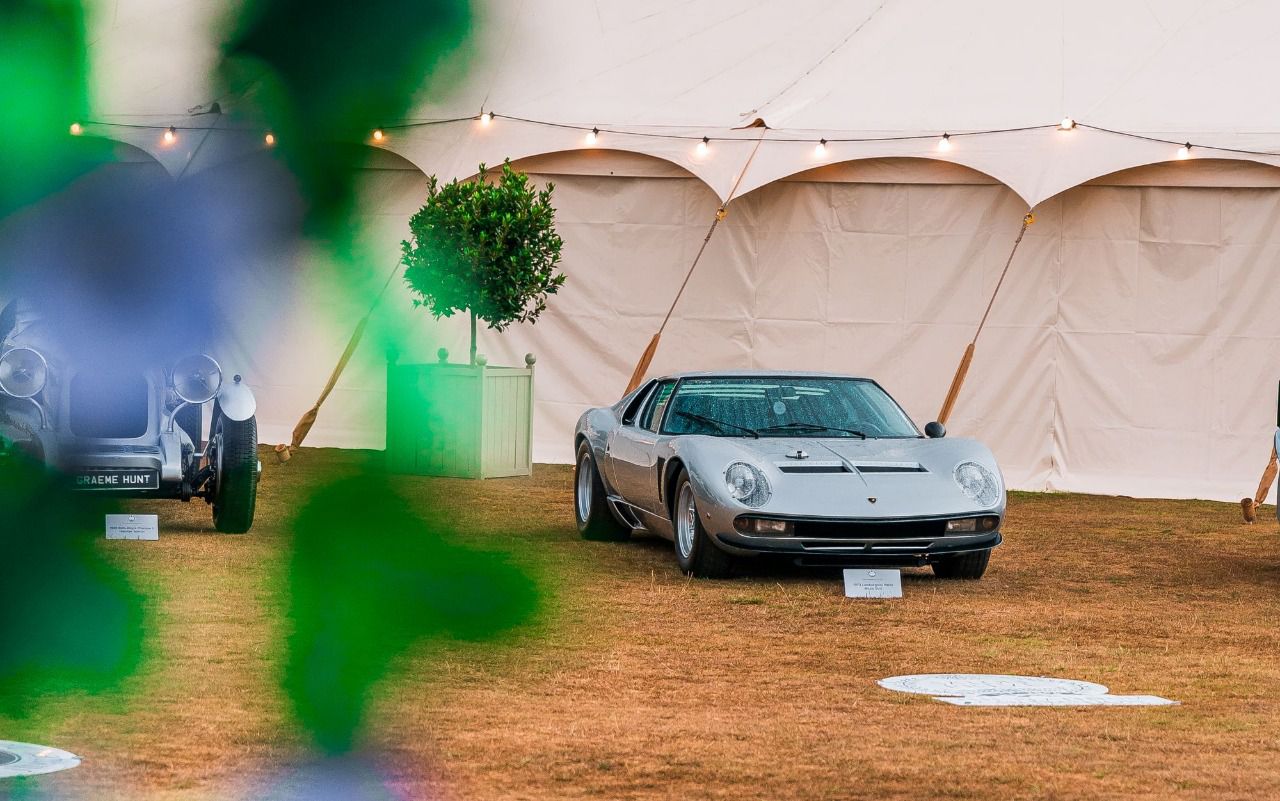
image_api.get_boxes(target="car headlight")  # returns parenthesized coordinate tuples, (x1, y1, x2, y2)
(954, 461, 1001, 508)
(172, 354, 223, 404)
(0, 347, 49, 399)
(725, 462, 771, 507)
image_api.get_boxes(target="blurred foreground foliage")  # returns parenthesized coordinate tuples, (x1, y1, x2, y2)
(283, 474, 540, 753)
(0, 447, 145, 716)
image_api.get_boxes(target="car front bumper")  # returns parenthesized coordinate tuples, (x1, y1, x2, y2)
(711, 514, 1002, 567)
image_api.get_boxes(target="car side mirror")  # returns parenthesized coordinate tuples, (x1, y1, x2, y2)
(924, 421, 946, 439)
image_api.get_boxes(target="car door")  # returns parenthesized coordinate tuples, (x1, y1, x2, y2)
(606, 379, 675, 514)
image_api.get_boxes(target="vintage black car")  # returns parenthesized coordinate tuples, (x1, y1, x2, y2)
(0, 298, 260, 532)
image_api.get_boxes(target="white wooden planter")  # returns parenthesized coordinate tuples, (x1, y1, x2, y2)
(386, 351, 535, 479)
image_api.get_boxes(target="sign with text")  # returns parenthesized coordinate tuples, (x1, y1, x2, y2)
(843, 568, 902, 598)
(105, 514, 159, 541)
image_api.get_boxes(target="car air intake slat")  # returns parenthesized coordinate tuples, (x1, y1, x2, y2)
(70, 372, 149, 438)
(777, 464, 851, 474)
(856, 463, 927, 473)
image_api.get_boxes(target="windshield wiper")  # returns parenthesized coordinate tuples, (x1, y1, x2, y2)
(674, 411, 759, 438)
(757, 421, 867, 439)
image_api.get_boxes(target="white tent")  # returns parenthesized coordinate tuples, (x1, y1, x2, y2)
(74, 0, 1280, 500)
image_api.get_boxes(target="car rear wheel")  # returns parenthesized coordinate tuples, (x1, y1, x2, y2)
(575, 441, 629, 541)
(672, 471, 734, 579)
(211, 413, 258, 534)
(931, 549, 991, 580)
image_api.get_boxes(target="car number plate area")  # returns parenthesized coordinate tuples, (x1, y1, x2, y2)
(72, 469, 160, 491)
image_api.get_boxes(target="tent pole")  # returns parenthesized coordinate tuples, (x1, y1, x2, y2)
(936, 210, 1035, 427)
(623, 131, 768, 394)
(275, 259, 402, 463)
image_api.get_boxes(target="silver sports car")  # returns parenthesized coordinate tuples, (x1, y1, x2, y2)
(574, 371, 1004, 579)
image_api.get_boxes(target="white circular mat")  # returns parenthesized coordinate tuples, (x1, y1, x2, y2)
(879, 674, 1110, 698)
(0, 741, 81, 778)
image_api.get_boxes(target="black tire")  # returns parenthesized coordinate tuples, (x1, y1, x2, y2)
(671, 470, 735, 579)
(211, 413, 258, 534)
(931, 549, 991, 580)
(575, 441, 630, 541)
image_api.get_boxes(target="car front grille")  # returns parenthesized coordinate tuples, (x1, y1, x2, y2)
(69, 371, 150, 438)
(792, 518, 947, 540)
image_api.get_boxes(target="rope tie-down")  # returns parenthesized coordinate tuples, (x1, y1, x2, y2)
(936, 210, 1036, 426)
(624, 133, 767, 394)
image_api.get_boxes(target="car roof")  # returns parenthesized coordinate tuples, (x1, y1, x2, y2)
(651, 370, 873, 381)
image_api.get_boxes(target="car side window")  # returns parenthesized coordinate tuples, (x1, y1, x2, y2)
(621, 380, 656, 426)
(640, 380, 677, 433)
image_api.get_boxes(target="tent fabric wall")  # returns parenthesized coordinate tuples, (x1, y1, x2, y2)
(244, 154, 1280, 503)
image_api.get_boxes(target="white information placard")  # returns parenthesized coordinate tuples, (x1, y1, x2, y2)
(843, 568, 902, 598)
(105, 514, 159, 541)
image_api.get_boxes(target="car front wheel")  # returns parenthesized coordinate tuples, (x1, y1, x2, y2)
(211, 413, 258, 534)
(931, 549, 991, 580)
(672, 471, 734, 579)
(575, 441, 629, 541)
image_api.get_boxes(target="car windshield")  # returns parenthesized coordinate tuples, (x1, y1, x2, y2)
(660, 377, 919, 438)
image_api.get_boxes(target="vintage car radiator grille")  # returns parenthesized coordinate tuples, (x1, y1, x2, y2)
(69, 372, 149, 438)
(793, 519, 947, 540)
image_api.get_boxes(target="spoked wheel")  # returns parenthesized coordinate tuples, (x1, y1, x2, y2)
(210, 413, 259, 534)
(575, 440, 629, 541)
(671, 470, 734, 579)
(931, 549, 991, 580)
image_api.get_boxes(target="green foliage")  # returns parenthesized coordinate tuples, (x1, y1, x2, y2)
(401, 162, 566, 360)
(282, 474, 540, 753)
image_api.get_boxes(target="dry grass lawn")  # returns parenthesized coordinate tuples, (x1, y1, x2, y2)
(6, 448, 1280, 800)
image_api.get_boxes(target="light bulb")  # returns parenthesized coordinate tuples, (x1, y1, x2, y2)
(937, 133, 951, 152)
(162, 126, 177, 144)
(1177, 142, 1191, 159)
(264, 132, 276, 146)
(480, 111, 493, 125)
(697, 136, 710, 156)
(1059, 117, 1076, 131)
(372, 128, 385, 142)
(69, 122, 83, 135)
(586, 127, 599, 145)
(814, 138, 827, 157)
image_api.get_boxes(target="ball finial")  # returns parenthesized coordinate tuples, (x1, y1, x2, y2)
(436, 347, 449, 364)
(525, 353, 537, 367)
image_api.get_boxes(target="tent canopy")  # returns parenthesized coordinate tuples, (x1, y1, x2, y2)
(84, 0, 1280, 205)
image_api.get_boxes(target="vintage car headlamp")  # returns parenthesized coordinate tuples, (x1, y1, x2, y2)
(172, 354, 223, 404)
(954, 461, 1001, 508)
(0, 347, 49, 398)
(725, 462, 771, 507)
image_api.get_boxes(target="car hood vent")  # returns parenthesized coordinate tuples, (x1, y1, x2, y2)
(855, 462, 927, 474)
(777, 461, 851, 474)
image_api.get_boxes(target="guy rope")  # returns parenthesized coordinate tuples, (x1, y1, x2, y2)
(936, 210, 1036, 426)
(624, 131, 768, 394)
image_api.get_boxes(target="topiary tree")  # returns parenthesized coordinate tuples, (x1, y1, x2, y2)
(402, 161, 565, 365)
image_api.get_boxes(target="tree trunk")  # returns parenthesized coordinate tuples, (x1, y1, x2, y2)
(469, 309, 477, 366)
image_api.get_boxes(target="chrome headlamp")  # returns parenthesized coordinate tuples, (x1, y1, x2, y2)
(725, 462, 771, 508)
(954, 461, 1001, 508)
(0, 347, 49, 398)
(171, 354, 223, 404)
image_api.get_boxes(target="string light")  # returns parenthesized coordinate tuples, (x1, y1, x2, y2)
(162, 126, 177, 144)
(264, 132, 276, 146)
(1177, 142, 1192, 159)
(371, 128, 385, 142)
(937, 132, 952, 152)
(480, 111, 493, 126)
(696, 136, 710, 156)
(1059, 117, 1076, 131)
(814, 138, 827, 157)
(585, 127, 599, 145)
(69, 122, 82, 135)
